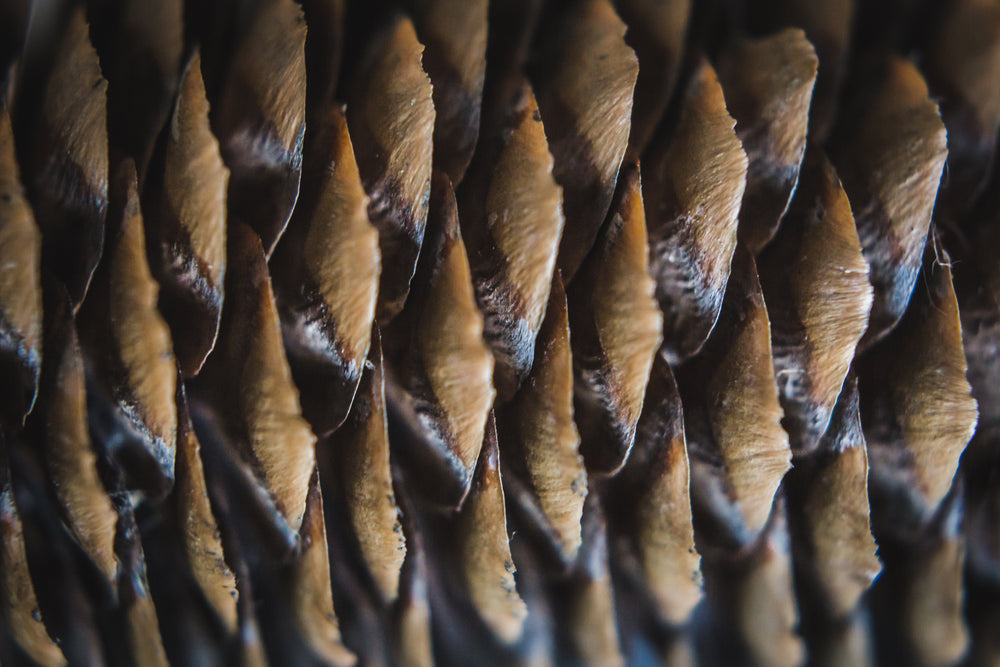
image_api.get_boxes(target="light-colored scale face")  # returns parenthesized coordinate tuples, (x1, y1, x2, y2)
(42, 10, 108, 208)
(228, 0, 307, 163)
(233, 228, 316, 534)
(706, 253, 790, 539)
(544, 0, 637, 281)
(0, 486, 68, 667)
(363, 16, 435, 233)
(792, 167, 871, 416)
(109, 169, 178, 465)
(661, 61, 747, 295)
(0, 109, 42, 360)
(290, 481, 355, 667)
(515, 277, 586, 562)
(303, 109, 379, 377)
(592, 168, 661, 437)
(418, 200, 495, 481)
(485, 87, 564, 343)
(44, 313, 118, 586)
(166, 53, 228, 301)
(341, 338, 406, 602)
(891, 257, 978, 512)
(457, 426, 526, 645)
(176, 405, 239, 634)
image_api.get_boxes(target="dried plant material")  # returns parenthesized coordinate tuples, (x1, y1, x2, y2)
(339, 332, 405, 602)
(645, 60, 748, 363)
(200, 221, 316, 534)
(611, 357, 701, 625)
(717, 28, 818, 253)
(413, 0, 488, 184)
(786, 380, 880, 620)
(874, 506, 970, 667)
(758, 151, 872, 454)
(568, 163, 661, 474)
(386, 174, 494, 506)
(392, 547, 435, 667)
(680, 247, 791, 545)
(82, 161, 177, 489)
(347, 14, 435, 322)
(899, 536, 970, 667)
(272, 103, 380, 435)
(290, 475, 355, 666)
(145, 52, 228, 378)
(809, 613, 876, 667)
(616, 0, 691, 154)
(831, 57, 947, 347)
(0, 106, 42, 424)
(115, 506, 170, 667)
(175, 392, 238, 633)
(532, 0, 638, 281)
(562, 498, 624, 667)
(455, 415, 526, 644)
(462, 82, 564, 399)
(729, 514, 805, 667)
(31, 8, 107, 308)
(36, 287, 117, 585)
(390, 499, 434, 667)
(567, 165, 662, 474)
(865, 241, 978, 528)
(501, 275, 586, 564)
(301, 0, 345, 112)
(215, 0, 306, 256)
(90, 0, 183, 179)
(0, 482, 67, 667)
(927, 0, 1000, 209)
(768, 0, 854, 141)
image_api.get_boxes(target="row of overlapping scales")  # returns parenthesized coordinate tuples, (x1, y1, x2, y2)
(0, 0, 998, 665)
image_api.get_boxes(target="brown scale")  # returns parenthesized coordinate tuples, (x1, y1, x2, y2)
(336, 330, 407, 604)
(678, 245, 791, 548)
(830, 56, 948, 348)
(87, 0, 183, 183)
(0, 105, 42, 426)
(78, 160, 178, 498)
(26, 8, 108, 310)
(112, 498, 170, 667)
(785, 379, 880, 624)
(453, 414, 527, 646)
(213, 0, 306, 257)
(412, 0, 489, 185)
(608, 356, 701, 626)
(861, 238, 978, 539)
(197, 221, 316, 542)
(717, 28, 817, 254)
(758, 149, 873, 455)
(174, 389, 239, 635)
(271, 102, 380, 436)
(288, 472, 355, 666)
(925, 0, 1000, 216)
(346, 13, 435, 323)
(499, 274, 587, 567)
(644, 59, 748, 364)
(33, 284, 118, 588)
(617, 0, 691, 156)
(0, 465, 66, 667)
(566, 162, 661, 475)
(556, 494, 624, 667)
(458, 81, 565, 401)
(384, 173, 494, 508)
(530, 0, 638, 283)
(143, 52, 229, 379)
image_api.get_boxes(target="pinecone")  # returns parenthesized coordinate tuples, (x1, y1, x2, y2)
(0, 0, 998, 665)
